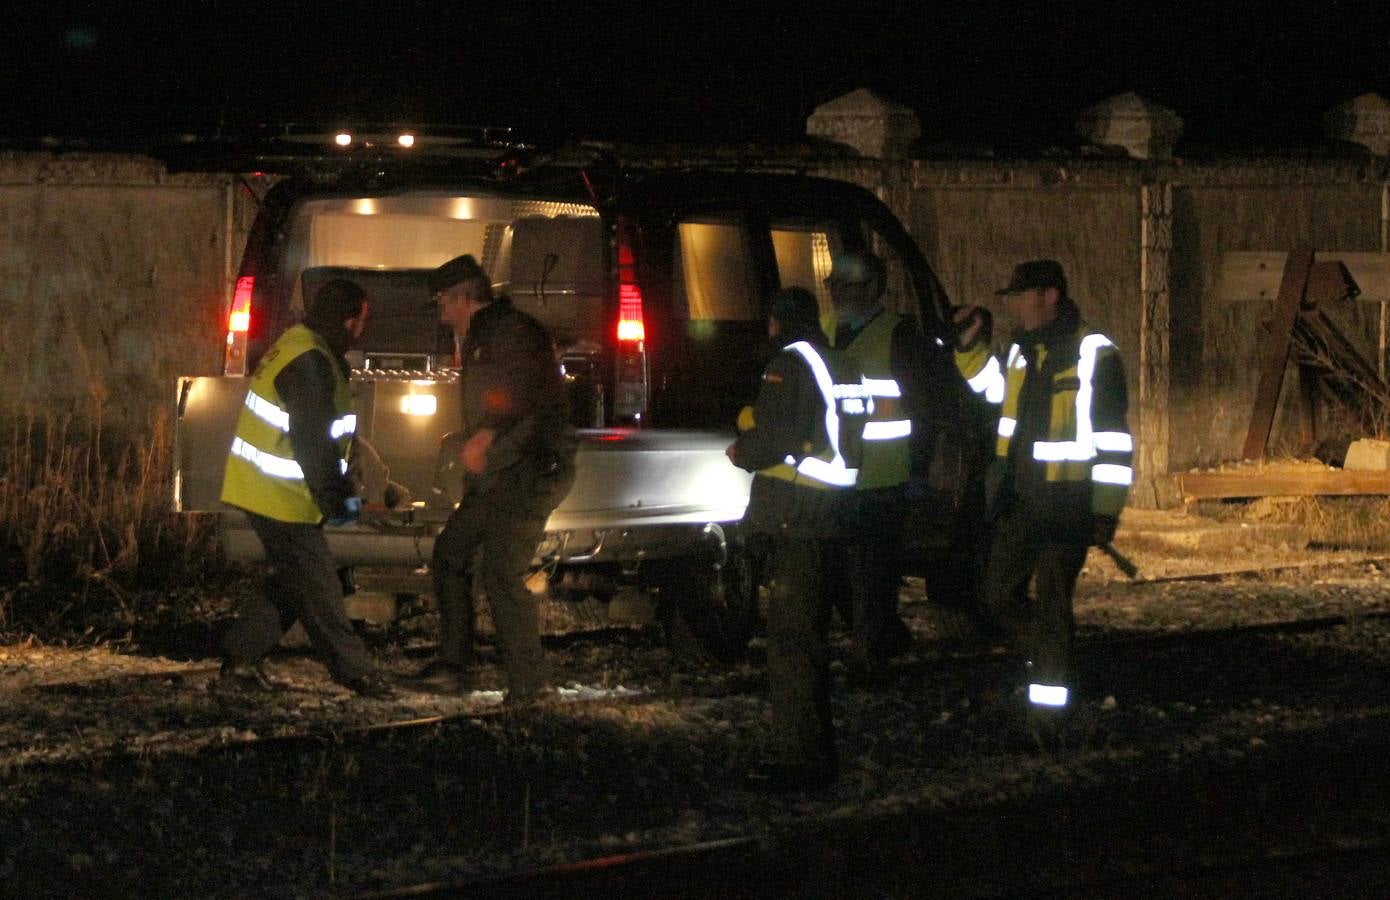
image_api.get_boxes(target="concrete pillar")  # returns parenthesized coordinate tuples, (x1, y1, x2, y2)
(806, 88, 921, 160)
(1137, 182, 1175, 508)
(1076, 92, 1183, 160)
(1324, 93, 1390, 155)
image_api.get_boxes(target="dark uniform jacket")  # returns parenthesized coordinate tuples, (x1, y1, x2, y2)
(991, 297, 1129, 542)
(730, 339, 849, 540)
(459, 297, 577, 494)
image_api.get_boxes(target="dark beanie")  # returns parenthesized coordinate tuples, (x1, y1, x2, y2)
(305, 278, 366, 328)
(769, 287, 826, 344)
(429, 253, 493, 300)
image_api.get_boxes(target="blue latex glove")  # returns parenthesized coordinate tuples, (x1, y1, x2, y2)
(327, 496, 362, 527)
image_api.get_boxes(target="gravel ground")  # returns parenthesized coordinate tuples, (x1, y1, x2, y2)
(2, 534, 1390, 897)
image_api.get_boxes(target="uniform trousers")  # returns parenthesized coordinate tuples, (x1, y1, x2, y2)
(765, 534, 837, 772)
(223, 511, 372, 683)
(981, 508, 1089, 690)
(431, 460, 574, 697)
(840, 486, 909, 667)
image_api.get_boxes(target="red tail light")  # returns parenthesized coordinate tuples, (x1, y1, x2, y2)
(616, 240, 645, 343)
(228, 276, 253, 334)
(613, 220, 650, 423)
(224, 275, 254, 375)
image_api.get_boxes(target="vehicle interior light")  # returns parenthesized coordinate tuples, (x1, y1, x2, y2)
(397, 133, 415, 148)
(401, 394, 437, 416)
(334, 132, 352, 147)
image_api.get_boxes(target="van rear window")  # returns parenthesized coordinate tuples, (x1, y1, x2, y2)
(674, 222, 760, 321)
(771, 226, 838, 325)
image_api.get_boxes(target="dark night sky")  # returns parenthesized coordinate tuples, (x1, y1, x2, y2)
(6, 0, 1390, 153)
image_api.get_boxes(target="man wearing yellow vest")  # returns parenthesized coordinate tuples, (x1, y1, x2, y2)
(728, 287, 868, 791)
(952, 260, 1131, 734)
(218, 279, 393, 698)
(827, 250, 928, 687)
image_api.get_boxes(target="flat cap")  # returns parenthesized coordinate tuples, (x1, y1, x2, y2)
(429, 253, 488, 294)
(996, 259, 1067, 295)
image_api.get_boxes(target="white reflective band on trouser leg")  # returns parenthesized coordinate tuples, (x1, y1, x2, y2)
(245, 390, 290, 431)
(1092, 463, 1133, 486)
(997, 416, 1016, 438)
(1028, 683, 1069, 707)
(1093, 431, 1133, 452)
(231, 437, 306, 481)
(863, 419, 912, 441)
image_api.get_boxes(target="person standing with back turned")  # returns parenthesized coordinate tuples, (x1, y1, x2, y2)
(404, 254, 577, 705)
(952, 260, 1132, 737)
(218, 279, 393, 698)
(728, 287, 868, 791)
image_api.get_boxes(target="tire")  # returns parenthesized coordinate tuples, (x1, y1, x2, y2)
(658, 544, 760, 664)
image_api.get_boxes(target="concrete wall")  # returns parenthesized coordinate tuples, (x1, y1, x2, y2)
(0, 153, 256, 432)
(3, 149, 1387, 506)
(819, 155, 1390, 506)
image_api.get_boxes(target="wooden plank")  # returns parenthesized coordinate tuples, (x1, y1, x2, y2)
(1242, 250, 1313, 460)
(1336, 252, 1390, 303)
(1220, 251, 1390, 303)
(1218, 251, 1286, 302)
(1176, 468, 1390, 500)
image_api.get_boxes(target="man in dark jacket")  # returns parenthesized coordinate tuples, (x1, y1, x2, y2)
(218, 279, 393, 698)
(406, 255, 577, 703)
(729, 287, 867, 791)
(953, 260, 1132, 732)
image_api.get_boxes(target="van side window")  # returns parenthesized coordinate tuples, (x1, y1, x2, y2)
(771, 224, 841, 328)
(673, 222, 760, 321)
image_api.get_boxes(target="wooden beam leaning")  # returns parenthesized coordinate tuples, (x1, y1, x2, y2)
(1242, 250, 1314, 461)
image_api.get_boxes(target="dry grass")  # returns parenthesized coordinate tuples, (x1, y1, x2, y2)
(1200, 495, 1390, 551)
(0, 407, 219, 639)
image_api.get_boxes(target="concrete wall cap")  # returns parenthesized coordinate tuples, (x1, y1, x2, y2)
(1324, 93, 1390, 156)
(1076, 92, 1184, 160)
(806, 88, 922, 160)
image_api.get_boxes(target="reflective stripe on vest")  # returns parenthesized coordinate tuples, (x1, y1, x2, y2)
(245, 388, 356, 442)
(840, 311, 911, 487)
(778, 341, 861, 488)
(965, 323, 1133, 516)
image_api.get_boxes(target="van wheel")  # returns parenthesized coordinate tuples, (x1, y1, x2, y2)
(658, 547, 759, 664)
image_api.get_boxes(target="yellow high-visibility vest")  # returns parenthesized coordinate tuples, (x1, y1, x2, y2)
(956, 325, 1131, 517)
(840, 311, 911, 489)
(220, 325, 356, 523)
(754, 341, 869, 491)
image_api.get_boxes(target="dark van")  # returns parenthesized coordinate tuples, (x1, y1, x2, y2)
(170, 132, 965, 658)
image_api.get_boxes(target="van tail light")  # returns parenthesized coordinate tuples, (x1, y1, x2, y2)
(617, 283, 645, 343)
(224, 275, 253, 375)
(613, 220, 650, 423)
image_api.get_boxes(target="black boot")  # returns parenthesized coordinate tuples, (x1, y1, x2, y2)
(215, 659, 286, 694)
(399, 660, 476, 694)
